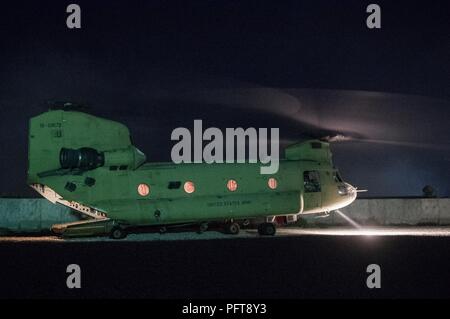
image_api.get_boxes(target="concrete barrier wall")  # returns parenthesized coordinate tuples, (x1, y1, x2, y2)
(0, 198, 450, 234)
(303, 198, 450, 226)
(0, 199, 79, 234)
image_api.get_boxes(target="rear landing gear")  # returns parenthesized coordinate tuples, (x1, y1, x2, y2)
(258, 223, 276, 236)
(110, 226, 127, 239)
(224, 222, 240, 235)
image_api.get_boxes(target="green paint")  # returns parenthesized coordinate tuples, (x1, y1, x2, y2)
(27, 110, 357, 237)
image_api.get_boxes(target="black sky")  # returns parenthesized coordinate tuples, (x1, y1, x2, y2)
(0, 0, 449, 197)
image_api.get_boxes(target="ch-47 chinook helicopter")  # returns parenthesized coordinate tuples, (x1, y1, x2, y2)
(27, 109, 358, 239)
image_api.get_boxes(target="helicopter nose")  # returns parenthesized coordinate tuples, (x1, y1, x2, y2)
(345, 183, 358, 203)
(348, 183, 358, 199)
(338, 183, 357, 203)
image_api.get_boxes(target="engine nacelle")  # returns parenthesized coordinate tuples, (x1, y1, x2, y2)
(60, 146, 146, 170)
(60, 147, 104, 170)
(103, 146, 146, 169)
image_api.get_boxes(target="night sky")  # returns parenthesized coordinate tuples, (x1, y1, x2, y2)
(0, 0, 449, 197)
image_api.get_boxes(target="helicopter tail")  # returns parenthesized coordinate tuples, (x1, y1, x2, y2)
(27, 109, 145, 184)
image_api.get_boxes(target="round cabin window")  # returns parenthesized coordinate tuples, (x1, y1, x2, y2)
(268, 177, 278, 189)
(184, 181, 195, 193)
(227, 179, 238, 192)
(137, 183, 150, 196)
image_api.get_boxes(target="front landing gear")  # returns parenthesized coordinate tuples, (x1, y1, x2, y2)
(258, 222, 276, 236)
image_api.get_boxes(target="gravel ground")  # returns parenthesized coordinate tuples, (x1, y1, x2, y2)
(2, 226, 450, 242)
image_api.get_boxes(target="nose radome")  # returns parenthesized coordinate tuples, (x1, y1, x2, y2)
(345, 183, 358, 202)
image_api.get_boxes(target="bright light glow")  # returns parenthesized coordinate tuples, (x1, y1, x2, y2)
(227, 179, 238, 191)
(268, 177, 278, 189)
(335, 209, 362, 229)
(137, 183, 150, 196)
(3, 227, 450, 242)
(280, 227, 450, 237)
(184, 181, 195, 193)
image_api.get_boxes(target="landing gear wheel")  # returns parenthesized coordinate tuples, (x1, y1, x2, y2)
(225, 222, 240, 235)
(110, 226, 127, 239)
(242, 219, 250, 227)
(197, 222, 209, 234)
(258, 223, 276, 236)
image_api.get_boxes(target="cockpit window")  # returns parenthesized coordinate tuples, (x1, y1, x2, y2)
(304, 170, 321, 193)
(333, 171, 343, 183)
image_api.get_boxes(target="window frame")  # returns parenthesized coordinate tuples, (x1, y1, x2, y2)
(303, 170, 321, 193)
